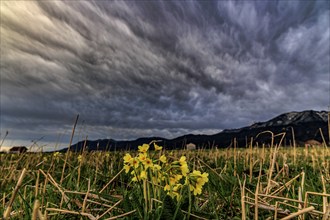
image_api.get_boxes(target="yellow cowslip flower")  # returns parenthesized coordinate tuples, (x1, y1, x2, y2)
(53, 152, 60, 158)
(157, 174, 164, 183)
(159, 155, 166, 163)
(78, 155, 83, 162)
(200, 172, 209, 183)
(160, 174, 166, 181)
(169, 177, 176, 185)
(168, 174, 182, 184)
(143, 158, 153, 169)
(173, 184, 181, 191)
(174, 174, 183, 182)
(124, 164, 131, 173)
(43, 157, 48, 162)
(154, 143, 163, 151)
(196, 178, 205, 189)
(153, 164, 161, 171)
(191, 170, 201, 178)
(140, 170, 147, 179)
(187, 170, 209, 195)
(166, 184, 182, 201)
(191, 170, 209, 184)
(164, 184, 171, 191)
(131, 170, 138, 181)
(190, 184, 202, 195)
(180, 163, 189, 176)
(123, 153, 133, 163)
(131, 158, 139, 168)
(195, 173, 209, 191)
(138, 153, 147, 162)
(138, 144, 149, 153)
(168, 191, 181, 201)
(179, 156, 186, 165)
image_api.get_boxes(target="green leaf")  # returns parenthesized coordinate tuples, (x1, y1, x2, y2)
(160, 195, 184, 220)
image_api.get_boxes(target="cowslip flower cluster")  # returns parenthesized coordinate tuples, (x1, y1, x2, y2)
(78, 155, 83, 162)
(123, 143, 163, 182)
(123, 143, 208, 200)
(52, 152, 61, 162)
(186, 170, 209, 195)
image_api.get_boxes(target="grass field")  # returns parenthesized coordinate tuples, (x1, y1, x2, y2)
(1, 140, 329, 219)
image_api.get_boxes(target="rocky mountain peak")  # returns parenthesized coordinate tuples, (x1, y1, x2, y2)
(250, 110, 328, 128)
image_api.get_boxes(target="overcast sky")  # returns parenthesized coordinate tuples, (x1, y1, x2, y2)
(1, 0, 329, 149)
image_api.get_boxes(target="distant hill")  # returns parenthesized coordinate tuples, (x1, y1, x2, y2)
(61, 110, 329, 152)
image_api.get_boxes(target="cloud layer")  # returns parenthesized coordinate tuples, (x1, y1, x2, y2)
(1, 1, 329, 147)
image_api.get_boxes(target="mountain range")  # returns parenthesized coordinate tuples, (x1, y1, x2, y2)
(63, 110, 329, 152)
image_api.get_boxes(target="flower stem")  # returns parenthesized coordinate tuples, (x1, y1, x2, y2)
(143, 179, 148, 216)
(188, 186, 192, 220)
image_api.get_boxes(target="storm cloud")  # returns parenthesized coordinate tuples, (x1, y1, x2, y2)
(1, 1, 329, 149)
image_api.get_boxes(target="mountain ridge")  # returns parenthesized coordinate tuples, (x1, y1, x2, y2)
(62, 110, 329, 152)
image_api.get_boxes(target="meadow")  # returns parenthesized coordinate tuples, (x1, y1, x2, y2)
(0, 140, 329, 220)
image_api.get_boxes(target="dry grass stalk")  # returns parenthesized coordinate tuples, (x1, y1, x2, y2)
(39, 169, 71, 209)
(280, 206, 315, 220)
(60, 114, 79, 184)
(323, 205, 330, 220)
(249, 138, 253, 183)
(77, 137, 88, 188)
(275, 201, 300, 211)
(254, 183, 259, 220)
(85, 199, 120, 210)
(274, 201, 279, 219)
(3, 168, 27, 219)
(181, 210, 209, 220)
(103, 209, 136, 220)
(99, 168, 124, 193)
(246, 191, 270, 205)
(319, 128, 328, 148)
(41, 173, 49, 209)
(32, 199, 40, 220)
(2, 193, 6, 208)
(254, 160, 263, 220)
(96, 199, 123, 219)
(93, 159, 99, 186)
(35, 170, 40, 197)
(199, 199, 209, 210)
(46, 207, 96, 220)
(270, 172, 302, 197)
(234, 138, 237, 177)
(257, 131, 276, 195)
(82, 179, 91, 214)
(301, 171, 305, 196)
(198, 157, 224, 180)
(321, 175, 328, 214)
(64, 190, 121, 204)
(291, 127, 296, 165)
(38, 209, 45, 220)
(245, 201, 290, 216)
(304, 191, 330, 200)
(258, 194, 318, 206)
(298, 187, 303, 219)
(303, 191, 330, 219)
(238, 175, 246, 220)
(273, 166, 286, 181)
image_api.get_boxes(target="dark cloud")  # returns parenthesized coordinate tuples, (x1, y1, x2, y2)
(1, 0, 329, 149)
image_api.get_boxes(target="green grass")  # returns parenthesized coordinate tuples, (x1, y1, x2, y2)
(0, 145, 329, 219)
